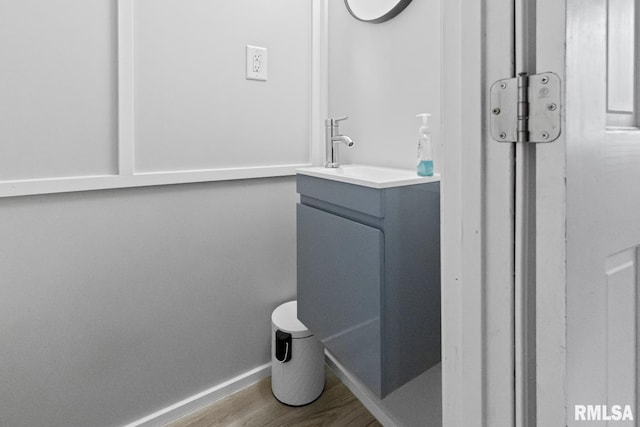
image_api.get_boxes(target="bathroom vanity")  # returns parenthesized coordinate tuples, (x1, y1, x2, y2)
(296, 165, 441, 398)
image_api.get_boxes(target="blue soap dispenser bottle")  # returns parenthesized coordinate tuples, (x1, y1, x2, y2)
(416, 113, 434, 176)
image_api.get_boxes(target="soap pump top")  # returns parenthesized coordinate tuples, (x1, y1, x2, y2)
(417, 113, 431, 135)
(416, 113, 434, 177)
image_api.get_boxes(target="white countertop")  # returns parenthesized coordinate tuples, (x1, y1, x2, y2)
(296, 165, 441, 189)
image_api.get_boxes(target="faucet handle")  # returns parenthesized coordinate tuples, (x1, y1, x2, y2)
(325, 116, 349, 126)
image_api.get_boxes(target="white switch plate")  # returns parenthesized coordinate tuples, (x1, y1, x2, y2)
(246, 45, 267, 81)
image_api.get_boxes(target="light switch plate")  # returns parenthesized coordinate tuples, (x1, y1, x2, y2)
(246, 45, 267, 81)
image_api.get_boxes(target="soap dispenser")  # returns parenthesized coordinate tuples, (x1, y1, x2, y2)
(416, 113, 434, 176)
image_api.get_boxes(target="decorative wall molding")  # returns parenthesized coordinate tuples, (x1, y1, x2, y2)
(311, 0, 329, 167)
(0, 0, 326, 198)
(0, 164, 310, 198)
(117, 0, 136, 176)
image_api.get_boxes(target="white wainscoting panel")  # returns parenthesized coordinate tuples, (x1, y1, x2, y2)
(132, 0, 312, 173)
(0, 0, 320, 198)
(0, 0, 119, 181)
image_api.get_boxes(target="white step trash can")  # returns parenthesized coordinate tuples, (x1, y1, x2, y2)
(271, 301, 325, 406)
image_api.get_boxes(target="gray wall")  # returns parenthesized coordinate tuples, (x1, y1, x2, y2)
(0, 0, 309, 426)
(0, 179, 297, 427)
(328, 0, 442, 172)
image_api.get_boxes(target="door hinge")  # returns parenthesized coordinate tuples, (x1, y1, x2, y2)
(490, 72, 561, 143)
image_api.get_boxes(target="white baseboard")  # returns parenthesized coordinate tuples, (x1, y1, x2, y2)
(124, 363, 271, 427)
(324, 351, 397, 427)
(325, 351, 442, 427)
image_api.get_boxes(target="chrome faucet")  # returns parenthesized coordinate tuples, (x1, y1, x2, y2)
(325, 117, 355, 168)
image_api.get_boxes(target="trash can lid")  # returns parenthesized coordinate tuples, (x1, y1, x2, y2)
(272, 301, 312, 338)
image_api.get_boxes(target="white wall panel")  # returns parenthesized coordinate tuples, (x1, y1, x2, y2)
(0, 0, 118, 180)
(133, 0, 312, 173)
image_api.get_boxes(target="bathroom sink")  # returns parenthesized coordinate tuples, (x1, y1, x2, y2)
(296, 165, 440, 189)
(296, 166, 441, 397)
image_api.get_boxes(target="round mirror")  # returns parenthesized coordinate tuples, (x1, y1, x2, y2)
(344, 0, 413, 23)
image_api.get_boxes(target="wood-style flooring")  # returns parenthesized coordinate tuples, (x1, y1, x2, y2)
(168, 369, 382, 427)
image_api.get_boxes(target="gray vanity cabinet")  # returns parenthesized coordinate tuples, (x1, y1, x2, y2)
(296, 174, 441, 398)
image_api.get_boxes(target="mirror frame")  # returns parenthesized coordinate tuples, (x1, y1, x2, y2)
(344, 0, 413, 23)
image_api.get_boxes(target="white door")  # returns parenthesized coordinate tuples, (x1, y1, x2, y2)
(536, 0, 640, 425)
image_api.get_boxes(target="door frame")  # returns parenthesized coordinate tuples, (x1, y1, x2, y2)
(533, 0, 568, 425)
(441, 0, 517, 425)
